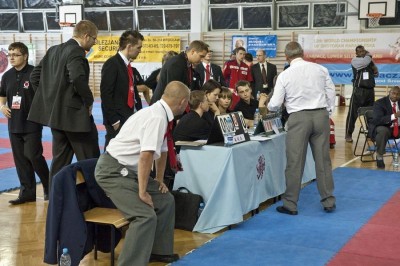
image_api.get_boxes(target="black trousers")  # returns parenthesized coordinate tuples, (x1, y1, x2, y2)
(346, 87, 375, 136)
(49, 119, 100, 191)
(9, 131, 49, 197)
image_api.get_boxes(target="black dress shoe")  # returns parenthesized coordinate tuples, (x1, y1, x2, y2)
(324, 204, 336, 213)
(276, 206, 298, 215)
(149, 253, 179, 263)
(376, 159, 385, 169)
(9, 197, 36, 205)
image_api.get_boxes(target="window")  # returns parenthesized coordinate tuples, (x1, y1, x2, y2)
(46, 12, 61, 31)
(210, 7, 239, 30)
(278, 4, 309, 29)
(242, 6, 272, 29)
(137, 0, 190, 5)
(0, 13, 19, 31)
(85, 11, 108, 31)
(165, 9, 190, 30)
(22, 12, 44, 31)
(22, 0, 55, 8)
(137, 9, 163, 30)
(313, 3, 346, 28)
(84, 0, 133, 7)
(110, 10, 134, 31)
(0, 0, 17, 9)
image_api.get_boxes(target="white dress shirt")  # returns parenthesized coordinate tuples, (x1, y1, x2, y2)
(268, 58, 336, 114)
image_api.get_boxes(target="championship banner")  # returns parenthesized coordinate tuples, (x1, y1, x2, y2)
(298, 33, 400, 85)
(86, 36, 180, 63)
(232, 35, 277, 58)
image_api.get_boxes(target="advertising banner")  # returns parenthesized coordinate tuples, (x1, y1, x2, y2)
(298, 33, 400, 85)
(232, 35, 277, 58)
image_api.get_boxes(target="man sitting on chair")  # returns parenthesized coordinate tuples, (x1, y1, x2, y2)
(370, 86, 400, 169)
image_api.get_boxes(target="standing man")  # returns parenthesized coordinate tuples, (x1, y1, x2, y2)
(150, 40, 208, 104)
(100, 30, 146, 148)
(0, 42, 49, 204)
(370, 86, 400, 169)
(195, 49, 225, 86)
(268, 42, 336, 215)
(251, 49, 277, 97)
(223, 47, 253, 109)
(95, 81, 190, 266)
(345, 45, 379, 142)
(29, 20, 100, 191)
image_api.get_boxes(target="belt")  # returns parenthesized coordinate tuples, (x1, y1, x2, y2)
(301, 108, 325, 111)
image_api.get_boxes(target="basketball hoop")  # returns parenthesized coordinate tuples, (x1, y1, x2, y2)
(366, 13, 383, 27)
(59, 22, 75, 28)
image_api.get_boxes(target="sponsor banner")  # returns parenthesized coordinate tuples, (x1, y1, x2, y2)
(232, 35, 277, 58)
(86, 36, 180, 63)
(299, 33, 400, 85)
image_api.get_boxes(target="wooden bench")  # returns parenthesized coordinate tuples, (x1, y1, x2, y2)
(76, 171, 129, 266)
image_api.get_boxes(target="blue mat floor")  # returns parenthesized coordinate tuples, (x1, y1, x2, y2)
(173, 167, 400, 266)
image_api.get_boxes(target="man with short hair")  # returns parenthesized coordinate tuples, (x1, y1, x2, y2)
(251, 49, 277, 97)
(370, 86, 400, 169)
(29, 20, 100, 191)
(100, 30, 147, 148)
(95, 81, 190, 266)
(234, 80, 259, 127)
(345, 45, 379, 142)
(268, 41, 336, 215)
(195, 49, 225, 86)
(150, 40, 208, 104)
(0, 42, 49, 204)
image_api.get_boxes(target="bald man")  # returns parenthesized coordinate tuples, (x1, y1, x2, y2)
(95, 81, 190, 266)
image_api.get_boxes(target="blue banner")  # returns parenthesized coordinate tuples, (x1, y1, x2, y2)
(323, 64, 400, 86)
(232, 35, 277, 58)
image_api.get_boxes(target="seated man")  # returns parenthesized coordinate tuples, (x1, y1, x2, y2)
(370, 86, 400, 169)
(234, 80, 259, 128)
(95, 81, 190, 265)
(173, 90, 211, 142)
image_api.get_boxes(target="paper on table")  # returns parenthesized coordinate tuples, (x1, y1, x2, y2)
(175, 140, 206, 146)
(250, 135, 272, 141)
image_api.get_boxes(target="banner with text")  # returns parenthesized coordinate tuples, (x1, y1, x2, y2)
(298, 33, 400, 85)
(232, 35, 277, 58)
(86, 36, 180, 63)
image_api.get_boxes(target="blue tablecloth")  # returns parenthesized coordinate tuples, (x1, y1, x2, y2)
(173, 133, 316, 233)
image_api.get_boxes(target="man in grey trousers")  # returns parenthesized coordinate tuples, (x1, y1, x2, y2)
(95, 81, 190, 265)
(267, 41, 336, 215)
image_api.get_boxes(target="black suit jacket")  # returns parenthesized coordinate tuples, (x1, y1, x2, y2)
(251, 62, 277, 98)
(370, 96, 400, 139)
(100, 53, 143, 126)
(195, 62, 226, 86)
(151, 52, 201, 104)
(29, 39, 93, 132)
(173, 111, 210, 142)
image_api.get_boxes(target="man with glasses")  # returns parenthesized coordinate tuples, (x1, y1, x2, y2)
(251, 49, 277, 98)
(29, 20, 100, 192)
(0, 42, 49, 205)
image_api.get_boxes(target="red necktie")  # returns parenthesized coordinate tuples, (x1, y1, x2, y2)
(261, 64, 267, 85)
(164, 121, 183, 172)
(393, 102, 398, 137)
(205, 64, 210, 82)
(127, 63, 135, 109)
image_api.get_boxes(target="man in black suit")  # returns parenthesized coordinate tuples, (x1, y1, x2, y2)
(370, 86, 400, 169)
(29, 20, 100, 191)
(150, 40, 209, 104)
(195, 49, 225, 86)
(100, 30, 146, 148)
(251, 49, 277, 98)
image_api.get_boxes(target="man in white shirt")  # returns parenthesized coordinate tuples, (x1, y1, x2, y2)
(95, 81, 190, 265)
(267, 41, 336, 215)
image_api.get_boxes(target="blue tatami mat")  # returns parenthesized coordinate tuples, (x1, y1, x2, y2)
(173, 167, 400, 266)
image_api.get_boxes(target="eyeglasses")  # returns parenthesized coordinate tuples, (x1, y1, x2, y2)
(7, 54, 23, 58)
(88, 34, 98, 43)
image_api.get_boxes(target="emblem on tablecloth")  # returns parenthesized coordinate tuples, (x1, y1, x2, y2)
(256, 155, 265, 180)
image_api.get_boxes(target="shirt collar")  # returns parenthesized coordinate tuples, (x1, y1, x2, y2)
(290, 58, 303, 65)
(118, 51, 130, 66)
(160, 99, 174, 122)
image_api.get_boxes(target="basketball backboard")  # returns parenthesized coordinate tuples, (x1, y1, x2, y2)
(59, 4, 83, 24)
(359, 0, 397, 19)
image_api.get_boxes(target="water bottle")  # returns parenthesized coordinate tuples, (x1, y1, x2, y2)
(393, 152, 399, 168)
(225, 116, 234, 147)
(256, 91, 260, 100)
(253, 108, 260, 131)
(198, 202, 205, 218)
(59, 248, 71, 266)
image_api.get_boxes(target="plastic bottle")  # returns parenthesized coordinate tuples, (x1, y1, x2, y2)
(198, 202, 205, 218)
(253, 108, 260, 131)
(393, 152, 399, 168)
(59, 248, 71, 266)
(225, 116, 234, 147)
(256, 91, 260, 100)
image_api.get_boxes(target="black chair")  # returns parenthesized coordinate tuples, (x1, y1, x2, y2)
(353, 106, 375, 161)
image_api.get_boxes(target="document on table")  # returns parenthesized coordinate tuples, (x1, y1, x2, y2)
(250, 135, 272, 141)
(175, 140, 207, 146)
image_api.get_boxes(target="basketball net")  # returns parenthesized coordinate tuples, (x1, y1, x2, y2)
(366, 13, 383, 28)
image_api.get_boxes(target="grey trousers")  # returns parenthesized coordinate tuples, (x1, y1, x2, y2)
(283, 109, 336, 211)
(375, 126, 395, 156)
(95, 152, 175, 266)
